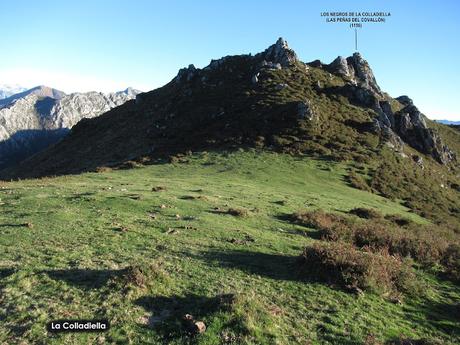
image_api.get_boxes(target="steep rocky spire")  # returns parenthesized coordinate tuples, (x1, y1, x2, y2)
(258, 37, 298, 67)
(326, 53, 382, 97)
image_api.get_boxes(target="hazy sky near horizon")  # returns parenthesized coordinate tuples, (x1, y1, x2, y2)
(1, 0, 459, 120)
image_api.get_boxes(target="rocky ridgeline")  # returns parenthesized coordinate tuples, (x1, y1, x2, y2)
(0, 86, 140, 168)
(1, 38, 457, 180)
(173, 38, 455, 164)
(175, 38, 298, 84)
(314, 52, 455, 164)
(173, 38, 314, 122)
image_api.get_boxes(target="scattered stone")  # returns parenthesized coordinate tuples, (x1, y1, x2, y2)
(228, 234, 255, 245)
(194, 321, 206, 334)
(389, 296, 403, 305)
(412, 155, 424, 169)
(183, 314, 206, 335)
(251, 72, 260, 84)
(175, 214, 181, 219)
(116, 226, 129, 232)
(23, 222, 33, 229)
(147, 212, 157, 219)
(160, 204, 167, 209)
(166, 228, 179, 235)
(349, 286, 365, 297)
(152, 186, 167, 192)
(275, 83, 288, 91)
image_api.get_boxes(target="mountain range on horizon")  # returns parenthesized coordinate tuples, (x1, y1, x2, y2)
(435, 119, 460, 125)
(0, 84, 27, 100)
(0, 85, 141, 169)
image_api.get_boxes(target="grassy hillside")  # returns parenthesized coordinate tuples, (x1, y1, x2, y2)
(1, 151, 458, 344)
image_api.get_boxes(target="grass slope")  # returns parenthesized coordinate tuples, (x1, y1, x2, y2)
(0, 151, 458, 344)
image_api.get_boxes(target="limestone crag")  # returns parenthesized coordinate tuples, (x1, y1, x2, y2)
(0, 87, 140, 168)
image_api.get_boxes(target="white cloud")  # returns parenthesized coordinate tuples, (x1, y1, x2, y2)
(0, 68, 151, 93)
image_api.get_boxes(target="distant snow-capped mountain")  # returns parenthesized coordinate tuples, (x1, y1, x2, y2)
(0, 84, 27, 100)
(0, 86, 141, 169)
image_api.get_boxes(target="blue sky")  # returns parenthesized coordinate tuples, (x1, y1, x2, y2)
(1, 0, 459, 120)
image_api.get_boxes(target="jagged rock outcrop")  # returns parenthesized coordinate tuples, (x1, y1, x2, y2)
(394, 103, 456, 164)
(175, 37, 298, 86)
(176, 64, 198, 83)
(326, 53, 382, 97)
(297, 101, 316, 121)
(256, 37, 298, 67)
(0, 86, 140, 168)
(323, 53, 455, 164)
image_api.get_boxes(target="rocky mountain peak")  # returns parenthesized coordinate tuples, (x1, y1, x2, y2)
(257, 37, 298, 67)
(0, 85, 66, 108)
(326, 53, 382, 97)
(395, 95, 413, 106)
(347, 53, 382, 96)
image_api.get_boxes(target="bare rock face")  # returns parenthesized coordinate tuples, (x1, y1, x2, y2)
(394, 104, 456, 164)
(324, 53, 455, 165)
(256, 37, 298, 67)
(297, 101, 316, 121)
(176, 64, 198, 83)
(326, 53, 382, 97)
(327, 56, 351, 78)
(0, 87, 140, 168)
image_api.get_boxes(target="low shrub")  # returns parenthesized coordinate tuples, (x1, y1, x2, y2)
(349, 207, 383, 220)
(293, 210, 457, 268)
(298, 242, 418, 295)
(347, 171, 371, 192)
(291, 210, 348, 230)
(442, 244, 460, 281)
(111, 261, 166, 288)
(95, 166, 112, 173)
(227, 207, 250, 217)
(152, 185, 167, 192)
(384, 214, 413, 227)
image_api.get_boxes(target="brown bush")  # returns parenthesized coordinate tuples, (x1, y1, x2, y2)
(112, 262, 166, 288)
(384, 214, 413, 227)
(442, 244, 460, 281)
(347, 171, 371, 192)
(95, 166, 112, 173)
(349, 207, 383, 220)
(291, 210, 348, 231)
(227, 207, 250, 217)
(293, 210, 457, 268)
(152, 185, 167, 192)
(298, 242, 418, 295)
